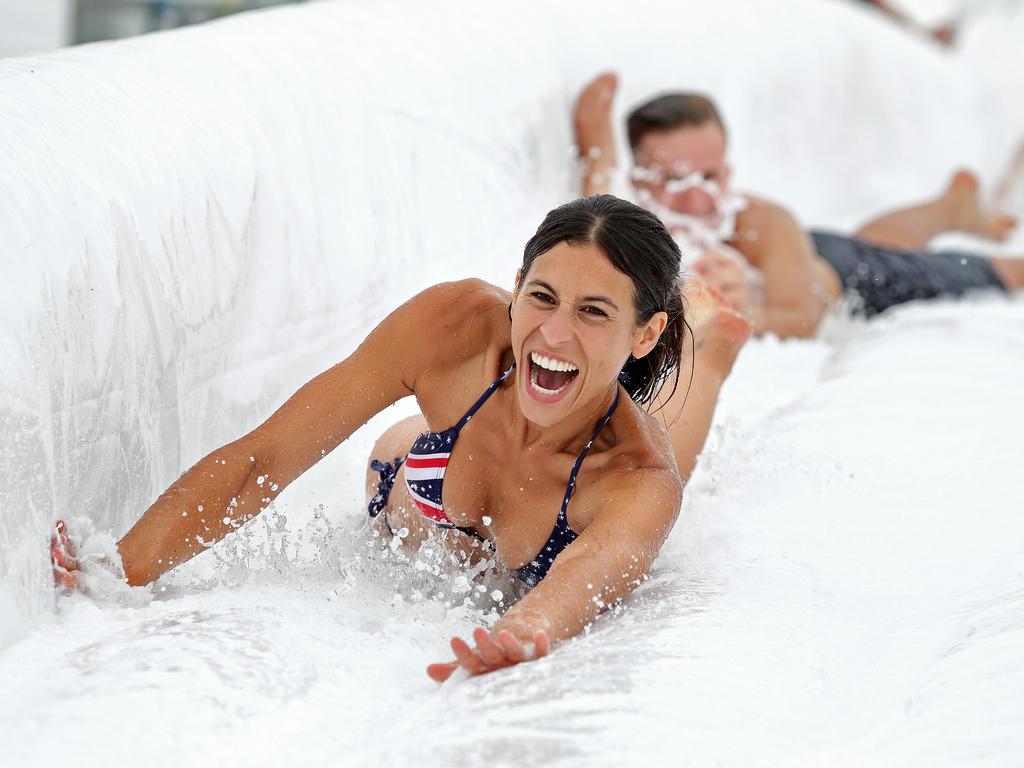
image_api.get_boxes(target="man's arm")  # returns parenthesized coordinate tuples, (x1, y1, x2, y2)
(726, 198, 832, 339)
(574, 72, 619, 197)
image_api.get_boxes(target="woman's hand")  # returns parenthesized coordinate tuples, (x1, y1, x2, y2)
(426, 627, 551, 683)
(50, 519, 80, 590)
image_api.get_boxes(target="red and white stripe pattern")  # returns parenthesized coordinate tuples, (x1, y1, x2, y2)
(403, 442, 457, 526)
(401, 365, 515, 530)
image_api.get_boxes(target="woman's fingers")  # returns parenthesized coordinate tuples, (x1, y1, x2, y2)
(450, 635, 489, 675)
(496, 630, 526, 663)
(50, 520, 80, 590)
(425, 662, 459, 683)
(51, 520, 78, 567)
(429, 629, 551, 682)
(533, 630, 551, 659)
(473, 627, 507, 668)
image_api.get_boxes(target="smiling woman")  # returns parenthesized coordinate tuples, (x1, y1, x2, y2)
(51, 195, 750, 681)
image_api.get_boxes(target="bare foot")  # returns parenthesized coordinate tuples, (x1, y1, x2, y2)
(930, 23, 956, 47)
(51, 519, 80, 591)
(683, 277, 752, 379)
(994, 140, 1024, 214)
(945, 170, 1018, 242)
(574, 72, 619, 195)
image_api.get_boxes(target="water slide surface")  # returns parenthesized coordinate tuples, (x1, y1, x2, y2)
(1, 0, 1023, 764)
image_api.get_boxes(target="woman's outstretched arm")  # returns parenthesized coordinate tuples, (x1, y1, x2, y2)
(114, 345, 412, 585)
(426, 279, 751, 681)
(66, 281, 492, 587)
(500, 467, 683, 638)
(427, 465, 682, 681)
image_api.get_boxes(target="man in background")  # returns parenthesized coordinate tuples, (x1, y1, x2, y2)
(574, 73, 1022, 338)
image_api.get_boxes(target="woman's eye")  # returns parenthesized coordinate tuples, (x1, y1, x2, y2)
(531, 291, 555, 304)
(581, 306, 607, 317)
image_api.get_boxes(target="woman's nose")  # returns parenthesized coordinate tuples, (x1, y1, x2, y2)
(540, 309, 573, 346)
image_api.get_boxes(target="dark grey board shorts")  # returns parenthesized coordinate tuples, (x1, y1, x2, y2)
(810, 230, 1006, 317)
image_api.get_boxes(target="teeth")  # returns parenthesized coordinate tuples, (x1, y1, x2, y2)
(530, 351, 578, 373)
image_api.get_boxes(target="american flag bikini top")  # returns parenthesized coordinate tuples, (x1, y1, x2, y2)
(403, 364, 516, 526)
(403, 362, 621, 587)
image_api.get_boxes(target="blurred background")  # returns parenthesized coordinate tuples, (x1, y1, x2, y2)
(0, 0, 306, 57)
(0, 0, 1015, 59)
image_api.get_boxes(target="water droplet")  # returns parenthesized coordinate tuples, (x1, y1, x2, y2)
(481, 515, 492, 526)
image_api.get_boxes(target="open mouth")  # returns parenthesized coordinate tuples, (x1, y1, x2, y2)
(527, 351, 579, 401)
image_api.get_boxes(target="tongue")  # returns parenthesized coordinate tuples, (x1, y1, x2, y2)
(537, 366, 572, 391)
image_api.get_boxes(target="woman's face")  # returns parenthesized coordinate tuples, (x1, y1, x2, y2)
(511, 241, 665, 428)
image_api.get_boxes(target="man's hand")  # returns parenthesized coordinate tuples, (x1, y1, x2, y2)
(692, 249, 759, 318)
(574, 72, 619, 196)
(426, 627, 551, 683)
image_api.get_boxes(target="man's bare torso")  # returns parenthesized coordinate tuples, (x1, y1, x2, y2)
(711, 193, 842, 337)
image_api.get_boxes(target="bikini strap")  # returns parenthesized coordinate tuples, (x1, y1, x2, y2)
(453, 363, 516, 433)
(559, 386, 621, 518)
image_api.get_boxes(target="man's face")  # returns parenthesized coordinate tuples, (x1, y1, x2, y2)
(630, 122, 730, 220)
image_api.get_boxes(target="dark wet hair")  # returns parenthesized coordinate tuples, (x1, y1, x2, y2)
(626, 93, 726, 151)
(520, 194, 685, 407)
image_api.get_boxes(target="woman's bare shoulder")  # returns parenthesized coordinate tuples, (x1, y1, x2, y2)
(578, 409, 683, 536)
(406, 279, 511, 328)
(395, 278, 512, 378)
(606, 400, 680, 475)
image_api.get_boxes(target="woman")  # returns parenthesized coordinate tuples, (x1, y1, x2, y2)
(51, 195, 750, 681)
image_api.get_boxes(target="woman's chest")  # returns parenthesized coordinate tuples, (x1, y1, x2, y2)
(433, 426, 591, 568)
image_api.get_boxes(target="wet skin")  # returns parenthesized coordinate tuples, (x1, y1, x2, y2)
(574, 72, 1020, 338)
(632, 125, 840, 338)
(55, 243, 693, 683)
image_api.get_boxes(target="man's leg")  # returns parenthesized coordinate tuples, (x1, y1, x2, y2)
(994, 138, 1024, 213)
(990, 257, 1024, 291)
(855, 170, 1016, 251)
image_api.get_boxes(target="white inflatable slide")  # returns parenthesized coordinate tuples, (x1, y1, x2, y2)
(1, 0, 1023, 764)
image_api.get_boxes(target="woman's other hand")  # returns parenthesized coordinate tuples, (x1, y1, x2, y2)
(426, 627, 551, 683)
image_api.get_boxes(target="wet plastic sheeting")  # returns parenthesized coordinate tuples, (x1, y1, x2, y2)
(1, 0, 1024, 765)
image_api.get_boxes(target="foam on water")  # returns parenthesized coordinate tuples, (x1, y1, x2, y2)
(2, 0, 1024, 765)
